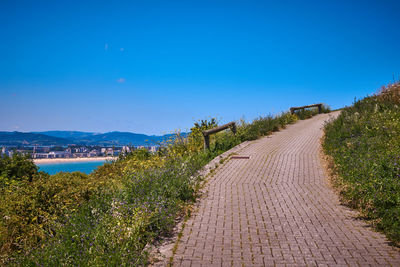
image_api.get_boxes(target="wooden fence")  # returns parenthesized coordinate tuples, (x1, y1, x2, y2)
(290, 103, 322, 115)
(202, 122, 236, 150)
(202, 103, 323, 150)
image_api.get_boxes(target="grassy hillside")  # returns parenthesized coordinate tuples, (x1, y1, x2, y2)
(323, 82, 400, 244)
(1, 106, 329, 265)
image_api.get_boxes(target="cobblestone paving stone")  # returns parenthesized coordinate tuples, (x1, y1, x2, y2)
(172, 113, 400, 266)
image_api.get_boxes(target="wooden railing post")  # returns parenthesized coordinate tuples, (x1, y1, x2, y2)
(202, 122, 236, 150)
(290, 103, 323, 114)
(204, 135, 210, 150)
(231, 123, 237, 134)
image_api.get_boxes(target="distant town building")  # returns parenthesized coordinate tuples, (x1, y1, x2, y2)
(74, 152, 89, 158)
(89, 150, 100, 157)
(33, 153, 49, 159)
(149, 146, 158, 153)
(106, 148, 113, 156)
(75, 147, 88, 153)
(49, 151, 66, 158)
(33, 146, 50, 153)
(122, 146, 131, 154)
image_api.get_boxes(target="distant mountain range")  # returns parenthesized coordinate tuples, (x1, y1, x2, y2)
(0, 132, 70, 146)
(0, 131, 188, 146)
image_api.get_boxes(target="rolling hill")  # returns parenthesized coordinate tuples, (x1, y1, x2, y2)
(0, 131, 188, 146)
(0, 132, 70, 146)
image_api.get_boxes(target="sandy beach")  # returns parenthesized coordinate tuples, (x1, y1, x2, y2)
(34, 157, 116, 164)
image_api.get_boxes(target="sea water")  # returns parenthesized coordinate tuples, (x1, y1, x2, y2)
(37, 160, 107, 175)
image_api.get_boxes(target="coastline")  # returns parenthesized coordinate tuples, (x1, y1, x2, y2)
(34, 156, 117, 164)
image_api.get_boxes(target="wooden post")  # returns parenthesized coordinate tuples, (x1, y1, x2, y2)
(231, 123, 237, 134)
(318, 104, 322, 113)
(204, 135, 210, 150)
(202, 122, 236, 150)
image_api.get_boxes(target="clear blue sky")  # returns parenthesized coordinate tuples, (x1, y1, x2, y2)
(1, 0, 399, 135)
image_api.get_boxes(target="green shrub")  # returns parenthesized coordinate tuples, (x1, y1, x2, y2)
(0, 153, 38, 186)
(0, 171, 104, 259)
(12, 155, 208, 266)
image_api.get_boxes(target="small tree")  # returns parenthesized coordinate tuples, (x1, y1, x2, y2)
(0, 152, 38, 185)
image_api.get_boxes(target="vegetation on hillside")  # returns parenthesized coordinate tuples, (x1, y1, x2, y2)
(323, 82, 400, 244)
(293, 105, 331, 120)
(0, 106, 329, 265)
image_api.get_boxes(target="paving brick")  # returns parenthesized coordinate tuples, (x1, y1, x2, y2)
(172, 112, 400, 266)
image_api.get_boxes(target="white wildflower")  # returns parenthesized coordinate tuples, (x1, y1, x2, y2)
(91, 208, 98, 216)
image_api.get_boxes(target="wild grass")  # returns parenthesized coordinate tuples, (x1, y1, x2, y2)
(1, 106, 329, 265)
(323, 82, 400, 244)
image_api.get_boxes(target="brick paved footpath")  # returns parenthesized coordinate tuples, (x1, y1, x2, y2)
(172, 112, 400, 266)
